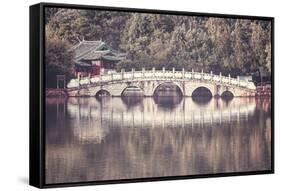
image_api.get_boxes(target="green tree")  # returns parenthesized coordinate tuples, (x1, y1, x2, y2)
(45, 7, 272, 81)
(45, 28, 74, 87)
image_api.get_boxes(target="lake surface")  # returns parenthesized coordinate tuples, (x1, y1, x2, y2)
(45, 97, 271, 184)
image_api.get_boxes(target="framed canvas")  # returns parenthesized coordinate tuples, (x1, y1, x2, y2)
(29, 2, 274, 188)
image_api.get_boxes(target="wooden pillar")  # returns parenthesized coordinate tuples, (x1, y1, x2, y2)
(56, 77, 59, 89)
(62, 76, 65, 88)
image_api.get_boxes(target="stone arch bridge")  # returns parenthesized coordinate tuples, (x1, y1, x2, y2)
(67, 68, 256, 97)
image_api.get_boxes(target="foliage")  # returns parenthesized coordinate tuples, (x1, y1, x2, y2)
(45, 8, 272, 87)
(45, 27, 74, 87)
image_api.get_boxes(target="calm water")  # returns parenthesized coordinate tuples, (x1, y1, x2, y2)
(45, 97, 271, 184)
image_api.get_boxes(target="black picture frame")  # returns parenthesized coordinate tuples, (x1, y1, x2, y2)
(30, 2, 274, 188)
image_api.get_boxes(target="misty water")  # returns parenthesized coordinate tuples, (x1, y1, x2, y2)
(45, 96, 271, 184)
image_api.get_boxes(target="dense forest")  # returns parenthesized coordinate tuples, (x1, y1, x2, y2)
(45, 8, 272, 87)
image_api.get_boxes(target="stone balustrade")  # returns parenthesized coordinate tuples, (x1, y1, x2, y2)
(67, 67, 256, 91)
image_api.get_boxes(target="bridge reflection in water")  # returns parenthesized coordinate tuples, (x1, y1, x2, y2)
(45, 97, 271, 184)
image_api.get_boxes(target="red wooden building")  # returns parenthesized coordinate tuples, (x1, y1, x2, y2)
(70, 40, 126, 78)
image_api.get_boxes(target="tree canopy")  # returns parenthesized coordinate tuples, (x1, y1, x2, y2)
(45, 8, 272, 87)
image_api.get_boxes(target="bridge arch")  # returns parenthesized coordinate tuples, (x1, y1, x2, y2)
(121, 85, 144, 97)
(95, 89, 111, 97)
(221, 90, 234, 99)
(152, 81, 184, 97)
(191, 86, 213, 104)
(191, 86, 213, 97)
(186, 82, 216, 97)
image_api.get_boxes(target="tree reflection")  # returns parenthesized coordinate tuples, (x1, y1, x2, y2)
(45, 97, 271, 184)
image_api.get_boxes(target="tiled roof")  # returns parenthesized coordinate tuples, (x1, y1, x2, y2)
(102, 54, 126, 61)
(70, 40, 126, 62)
(82, 50, 110, 60)
(70, 40, 103, 60)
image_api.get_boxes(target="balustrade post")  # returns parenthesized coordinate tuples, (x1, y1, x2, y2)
(182, 68, 185, 79)
(228, 74, 231, 84)
(172, 67, 175, 78)
(201, 69, 204, 80)
(142, 68, 145, 77)
(111, 72, 113, 81)
(132, 68, 135, 79)
(219, 72, 222, 82)
(121, 69, 124, 80)
(152, 67, 155, 77)
(191, 69, 194, 79)
(237, 76, 240, 86)
(210, 71, 213, 81)
(77, 75, 81, 88)
(162, 67, 165, 78)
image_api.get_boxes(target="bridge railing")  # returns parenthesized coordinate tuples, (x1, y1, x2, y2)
(67, 67, 256, 90)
